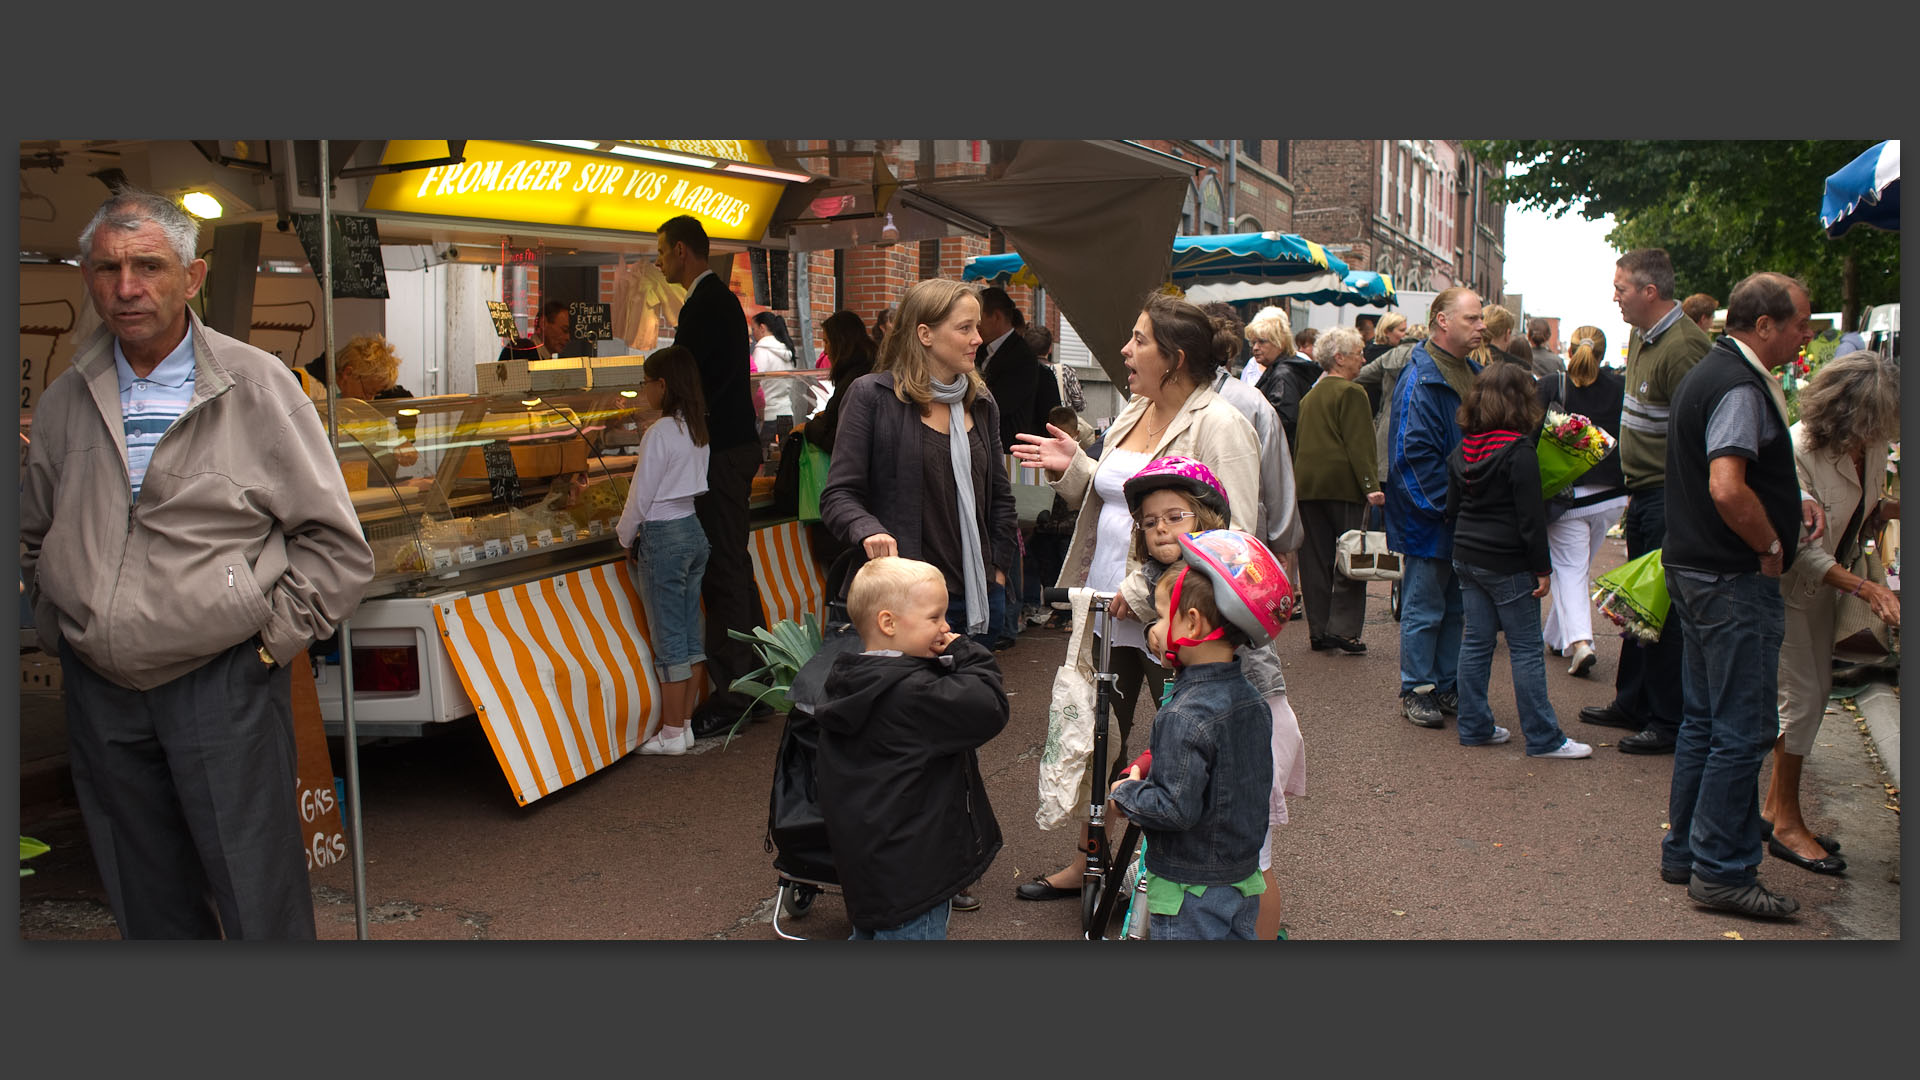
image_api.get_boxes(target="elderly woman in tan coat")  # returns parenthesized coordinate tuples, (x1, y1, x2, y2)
(1007, 292, 1261, 902)
(1765, 350, 1900, 875)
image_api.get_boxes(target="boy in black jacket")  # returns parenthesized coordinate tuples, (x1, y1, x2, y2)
(814, 557, 1008, 938)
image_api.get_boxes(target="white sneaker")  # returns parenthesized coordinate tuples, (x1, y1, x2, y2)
(1532, 738, 1593, 759)
(637, 726, 689, 756)
(1567, 642, 1597, 677)
(1465, 725, 1511, 746)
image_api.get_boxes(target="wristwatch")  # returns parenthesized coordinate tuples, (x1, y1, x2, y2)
(258, 643, 276, 666)
(1761, 538, 1782, 557)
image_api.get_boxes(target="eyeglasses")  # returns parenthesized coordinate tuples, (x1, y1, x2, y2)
(1137, 509, 1198, 531)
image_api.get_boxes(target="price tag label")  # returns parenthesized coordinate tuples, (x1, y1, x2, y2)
(458, 544, 478, 565)
(431, 548, 454, 570)
(560, 522, 578, 543)
(587, 518, 604, 537)
(510, 534, 530, 553)
(483, 538, 505, 559)
(536, 529, 555, 548)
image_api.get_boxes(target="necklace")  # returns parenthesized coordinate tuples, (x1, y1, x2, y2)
(1143, 410, 1171, 438)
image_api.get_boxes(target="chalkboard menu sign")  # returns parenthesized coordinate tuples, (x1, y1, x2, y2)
(569, 301, 612, 341)
(291, 212, 390, 299)
(486, 301, 519, 339)
(482, 440, 522, 504)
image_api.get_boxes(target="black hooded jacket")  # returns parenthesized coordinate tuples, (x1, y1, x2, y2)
(813, 636, 1007, 929)
(1446, 427, 1552, 575)
(1255, 355, 1323, 452)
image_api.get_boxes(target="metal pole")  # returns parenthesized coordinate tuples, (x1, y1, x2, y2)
(1225, 144, 1236, 228)
(319, 140, 371, 941)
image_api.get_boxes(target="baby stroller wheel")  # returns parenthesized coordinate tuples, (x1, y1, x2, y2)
(782, 881, 820, 919)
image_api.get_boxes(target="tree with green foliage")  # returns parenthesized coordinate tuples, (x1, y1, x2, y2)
(1468, 140, 1899, 330)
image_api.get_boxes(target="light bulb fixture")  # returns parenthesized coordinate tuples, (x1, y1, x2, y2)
(520, 398, 543, 407)
(181, 191, 223, 219)
(880, 212, 900, 243)
(618, 390, 639, 398)
(396, 408, 421, 416)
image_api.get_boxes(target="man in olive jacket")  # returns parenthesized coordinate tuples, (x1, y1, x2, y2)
(20, 190, 374, 939)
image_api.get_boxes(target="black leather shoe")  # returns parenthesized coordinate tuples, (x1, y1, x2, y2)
(1687, 874, 1799, 919)
(1618, 728, 1676, 755)
(1760, 820, 1839, 855)
(1579, 703, 1642, 730)
(1660, 865, 1690, 885)
(1328, 635, 1368, 654)
(1309, 635, 1332, 651)
(950, 891, 982, 911)
(1014, 877, 1082, 901)
(1767, 837, 1847, 875)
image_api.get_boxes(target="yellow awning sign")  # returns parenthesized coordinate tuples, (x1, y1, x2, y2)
(364, 139, 786, 242)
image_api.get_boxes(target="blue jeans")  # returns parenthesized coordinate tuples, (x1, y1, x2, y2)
(633, 516, 710, 682)
(850, 899, 951, 940)
(1148, 884, 1260, 940)
(1661, 570, 1784, 886)
(1398, 554, 1463, 695)
(949, 583, 1014, 649)
(1453, 561, 1569, 754)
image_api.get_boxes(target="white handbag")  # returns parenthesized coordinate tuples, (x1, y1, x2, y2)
(1335, 529, 1404, 582)
(1034, 588, 1120, 831)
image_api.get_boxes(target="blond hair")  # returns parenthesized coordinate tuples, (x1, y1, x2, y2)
(1244, 305, 1295, 356)
(1566, 325, 1607, 388)
(847, 556, 946, 634)
(337, 334, 401, 388)
(877, 278, 987, 414)
(1375, 312, 1407, 340)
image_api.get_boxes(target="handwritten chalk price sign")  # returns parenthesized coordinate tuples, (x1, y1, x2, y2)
(487, 301, 519, 340)
(569, 301, 613, 341)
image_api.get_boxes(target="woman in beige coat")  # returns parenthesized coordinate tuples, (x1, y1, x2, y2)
(1007, 293, 1260, 902)
(1766, 350, 1900, 875)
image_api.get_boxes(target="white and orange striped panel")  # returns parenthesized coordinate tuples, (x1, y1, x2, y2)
(436, 560, 660, 806)
(749, 520, 825, 628)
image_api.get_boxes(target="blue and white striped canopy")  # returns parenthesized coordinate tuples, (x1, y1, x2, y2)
(964, 231, 1378, 302)
(1820, 140, 1899, 238)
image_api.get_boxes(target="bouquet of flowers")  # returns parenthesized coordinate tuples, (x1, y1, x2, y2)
(1538, 408, 1618, 498)
(1591, 548, 1668, 644)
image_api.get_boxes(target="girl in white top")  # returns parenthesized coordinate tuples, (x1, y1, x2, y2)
(617, 346, 713, 756)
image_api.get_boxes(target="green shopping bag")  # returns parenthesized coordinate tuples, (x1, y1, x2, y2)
(1591, 547, 1668, 644)
(797, 440, 830, 523)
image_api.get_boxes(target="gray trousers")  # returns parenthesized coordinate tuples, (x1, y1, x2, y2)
(61, 637, 315, 940)
(1298, 499, 1369, 640)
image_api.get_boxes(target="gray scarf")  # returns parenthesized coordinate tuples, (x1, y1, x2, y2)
(930, 374, 988, 634)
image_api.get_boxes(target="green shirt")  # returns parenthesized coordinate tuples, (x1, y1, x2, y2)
(1619, 309, 1713, 490)
(1143, 867, 1267, 916)
(1424, 341, 1478, 403)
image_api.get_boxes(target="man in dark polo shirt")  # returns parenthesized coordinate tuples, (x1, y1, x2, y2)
(1578, 249, 1714, 753)
(656, 215, 769, 736)
(1658, 272, 1824, 919)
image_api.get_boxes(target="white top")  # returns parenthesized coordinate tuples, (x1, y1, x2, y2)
(1239, 360, 1264, 384)
(1087, 447, 1151, 653)
(616, 415, 710, 548)
(751, 337, 798, 420)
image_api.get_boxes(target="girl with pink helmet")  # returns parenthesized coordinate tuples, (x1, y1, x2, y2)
(1120, 456, 1307, 940)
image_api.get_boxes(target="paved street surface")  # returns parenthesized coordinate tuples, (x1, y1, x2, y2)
(19, 536, 1901, 940)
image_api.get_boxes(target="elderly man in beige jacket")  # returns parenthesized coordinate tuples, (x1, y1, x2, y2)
(20, 189, 373, 939)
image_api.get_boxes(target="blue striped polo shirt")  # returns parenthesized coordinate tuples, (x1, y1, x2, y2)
(115, 333, 197, 501)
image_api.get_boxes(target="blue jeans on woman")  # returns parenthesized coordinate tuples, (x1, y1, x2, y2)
(1660, 569, 1784, 887)
(1452, 560, 1570, 755)
(633, 515, 710, 682)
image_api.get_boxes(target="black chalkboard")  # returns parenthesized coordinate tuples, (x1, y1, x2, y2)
(291, 212, 390, 300)
(569, 301, 612, 341)
(486, 301, 518, 339)
(482, 440, 522, 504)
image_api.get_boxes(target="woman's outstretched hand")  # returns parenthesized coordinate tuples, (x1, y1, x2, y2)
(1012, 424, 1078, 474)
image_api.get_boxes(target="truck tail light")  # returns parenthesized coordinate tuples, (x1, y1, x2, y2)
(351, 646, 421, 694)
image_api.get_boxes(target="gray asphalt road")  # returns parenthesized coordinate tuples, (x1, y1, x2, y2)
(17, 535, 1901, 940)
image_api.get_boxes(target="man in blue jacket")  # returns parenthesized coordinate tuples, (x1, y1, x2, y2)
(1386, 288, 1485, 728)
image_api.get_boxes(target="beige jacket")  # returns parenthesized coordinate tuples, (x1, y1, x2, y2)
(1051, 383, 1260, 618)
(20, 313, 374, 690)
(1781, 421, 1888, 610)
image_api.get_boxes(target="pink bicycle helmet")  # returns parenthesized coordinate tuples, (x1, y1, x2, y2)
(1175, 529, 1293, 647)
(1122, 455, 1231, 519)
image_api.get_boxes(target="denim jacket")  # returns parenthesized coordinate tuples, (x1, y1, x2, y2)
(1109, 658, 1272, 885)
